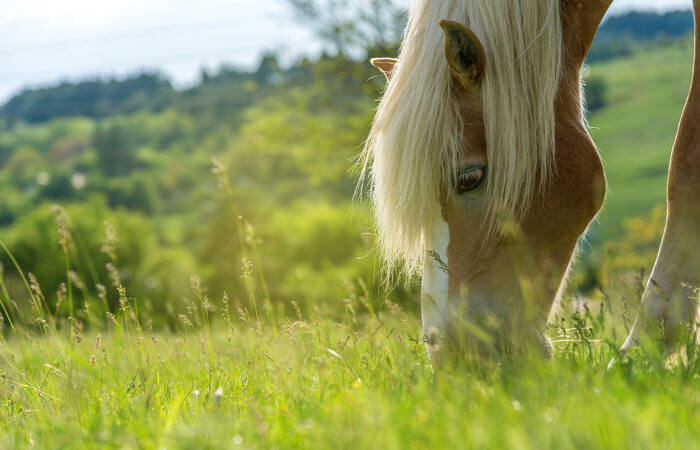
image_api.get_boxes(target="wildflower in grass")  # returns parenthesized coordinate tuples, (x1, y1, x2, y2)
(245, 222, 261, 246)
(106, 263, 120, 288)
(220, 291, 232, 326)
(290, 300, 302, 321)
(28, 273, 45, 305)
(69, 317, 83, 343)
(343, 298, 357, 320)
(214, 387, 223, 401)
(201, 295, 211, 312)
(263, 299, 272, 318)
(67, 270, 85, 291)
(35, 317, 47, 330)
(282, 318, 292, 335)
(117, 285, 129, 311)
(94, 334, 101, 351)
(51, 205, 73, 252)
(211, 157, 231, 192)
(179, 314, 193, 328)
(385, 299, 399, 314)
(56, 282, 66, 311)
(182, 297, 197, 319)
(241, 258, 253, 280)
(100, 221, 118, 261)
(193, 390, 200, 399)
(96, 283, 107, 303)
(237, 307, 249, 323)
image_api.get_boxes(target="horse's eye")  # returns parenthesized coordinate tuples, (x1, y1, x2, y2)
(455, 167, 486, 195)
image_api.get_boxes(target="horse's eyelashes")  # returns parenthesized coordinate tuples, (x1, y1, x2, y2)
(455, 167, 486, 195)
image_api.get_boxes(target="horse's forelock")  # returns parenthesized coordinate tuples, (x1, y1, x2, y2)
(360, 0, 562, 279)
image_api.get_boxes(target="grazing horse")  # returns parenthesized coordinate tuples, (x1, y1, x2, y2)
(361, 0, 612, 362)
(622, 0, 700, 355)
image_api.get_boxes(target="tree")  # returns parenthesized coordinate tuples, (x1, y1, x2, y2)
(94, 124, 139, 177)
(0, 72, 173, 123)
(285, 0, 405, 56)
(255, 52, 282, 85)
(584, 76, 607, 114)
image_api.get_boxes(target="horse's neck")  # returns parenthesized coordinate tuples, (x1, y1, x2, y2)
(560, 1, 612, 64)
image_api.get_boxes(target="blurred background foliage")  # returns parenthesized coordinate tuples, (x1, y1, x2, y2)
(0, 2, 695, 329)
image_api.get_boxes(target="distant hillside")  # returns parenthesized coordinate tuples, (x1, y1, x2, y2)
(0, 73, 174, 124)
(0, 53, 310, 125)
(588, 10, 695, 62)
(599, 10, 694, 40)
(588, 38, 694, 238)
(0, 9, 694, 124)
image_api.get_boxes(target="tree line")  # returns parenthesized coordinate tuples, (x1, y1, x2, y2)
(0, 9, 693, 125)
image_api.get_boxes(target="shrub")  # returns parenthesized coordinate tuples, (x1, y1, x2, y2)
(0, 197, 194, 327)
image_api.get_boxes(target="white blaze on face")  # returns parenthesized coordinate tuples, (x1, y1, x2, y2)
(421, 216, 450, 352)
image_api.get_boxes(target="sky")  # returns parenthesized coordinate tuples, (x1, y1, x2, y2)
(0, 0, 693, 103)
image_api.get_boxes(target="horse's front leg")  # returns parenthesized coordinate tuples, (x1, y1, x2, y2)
(621, 215, 700, 353)
(621, 1, 700, 354)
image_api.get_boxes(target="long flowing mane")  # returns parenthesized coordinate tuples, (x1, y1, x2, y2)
(360, 0, 563, 277)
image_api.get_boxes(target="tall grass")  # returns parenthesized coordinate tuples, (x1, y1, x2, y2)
(0, 161, 697, 449)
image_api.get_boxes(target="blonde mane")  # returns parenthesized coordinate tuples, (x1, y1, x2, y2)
(360, 0, 563, 277)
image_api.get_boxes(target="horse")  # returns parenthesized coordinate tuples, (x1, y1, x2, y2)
(361, 0, 611, 362)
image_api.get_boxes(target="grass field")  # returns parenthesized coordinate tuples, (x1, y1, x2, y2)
(589, 38, 695, 238)
(0, 290, 698, 449)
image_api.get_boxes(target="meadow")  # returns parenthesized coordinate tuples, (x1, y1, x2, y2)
(588, 37, 695, 238)
(0, 14, 699, 449)
(0, 275, 697, 449)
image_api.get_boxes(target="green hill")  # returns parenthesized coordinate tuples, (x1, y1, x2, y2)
(588, 38, 694, 239)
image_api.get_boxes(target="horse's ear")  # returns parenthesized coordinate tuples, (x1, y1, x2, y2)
(370, 58, 398, 81)
(439, 19, 486, 91)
